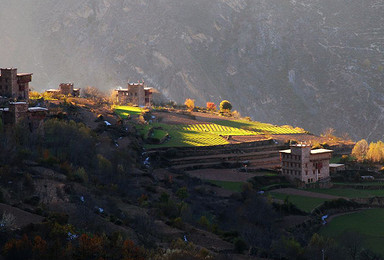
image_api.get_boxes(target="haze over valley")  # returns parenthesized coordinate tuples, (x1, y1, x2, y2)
(1, 0, 384, 141)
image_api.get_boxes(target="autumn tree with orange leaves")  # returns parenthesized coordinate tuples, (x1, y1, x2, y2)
(184, 98, 195, 111)
(206, 102, 216, 111)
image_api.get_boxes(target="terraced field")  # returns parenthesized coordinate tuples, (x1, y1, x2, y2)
(145, 124, 229, 148)
(209, 120, 306, 135)
(115, 107, 307, 147)
(270, 192, 330, 212)
(140, 120, 307, 148)
(178, 123, 258, 136)
(307, 188, 384, 199)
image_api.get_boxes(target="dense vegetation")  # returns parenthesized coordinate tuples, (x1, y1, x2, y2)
(1, 95, 383, 259)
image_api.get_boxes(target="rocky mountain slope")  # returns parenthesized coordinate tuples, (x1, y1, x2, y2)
(1, 0, 383, 140)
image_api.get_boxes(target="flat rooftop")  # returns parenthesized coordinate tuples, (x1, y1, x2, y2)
(28, 107, 48, 112)
(279, 148, 333, 154)
(311, 149, 333, 154)
(329, 163, 345, 167)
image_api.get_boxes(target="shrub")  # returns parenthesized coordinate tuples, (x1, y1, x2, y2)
(198, 215, 210, 229)
(171, 217, 184, 229)
(68, 167, 88, 183)
(176, 187, 189, 201)
(206, 102, 216, 111)
(184, 99, 195, 111)
(234, 238, 248, 253)
(219, 100, 232, 111)
(29, 91, 41, 100)
(232, 110, 241, 118)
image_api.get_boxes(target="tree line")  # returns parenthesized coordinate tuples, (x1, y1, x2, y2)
(352, 139, 384, 163)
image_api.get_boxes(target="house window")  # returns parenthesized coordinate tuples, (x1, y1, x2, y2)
(305, 171, 308, 175)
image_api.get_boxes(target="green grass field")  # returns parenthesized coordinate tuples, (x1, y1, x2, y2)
(208, 180, 244, 192)
(143, 123, 229, 148)
(152, 129, 168, 140)
(270, 192, 329, 212)
(334, 182, 384, 187)
(307, 188, 384, 198)
(114, 105, 144, 117)
(320, 209, 384, 255)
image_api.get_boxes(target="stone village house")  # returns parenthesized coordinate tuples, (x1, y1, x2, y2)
(113, 82, 153, 107)
(280, 144, 333, 184)
(0, 68, 32, 100)
(45, 83, 80, 97)
(0, 68, 48, 130)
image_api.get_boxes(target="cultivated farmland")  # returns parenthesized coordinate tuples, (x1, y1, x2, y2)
(321, 209, 384, 255)
(208, 119, 306, 135)
(115, 107, 307, 148)
(142, 121, 304, 148)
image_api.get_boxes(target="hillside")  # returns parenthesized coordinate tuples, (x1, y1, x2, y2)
(0, 97, 351, 258)
(1, 0, 384, 141)
(7, 95, 384, 259)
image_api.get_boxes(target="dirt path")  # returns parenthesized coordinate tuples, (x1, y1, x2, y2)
(271, 188, 346, 200)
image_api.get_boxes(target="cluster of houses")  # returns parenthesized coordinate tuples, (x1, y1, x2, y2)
(0, 68, 47, 128)
(1, 67, 345, 185)
(0, 67, 154, 130)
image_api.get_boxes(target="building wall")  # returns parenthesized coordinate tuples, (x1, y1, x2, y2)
(0, 68, 17, 98)
(114, 83, 151, 106)
(59, 83, 74, 96)
(309, 153, 331, 181)
(0, 69, 31, 100)
(281, 145, 332, 184)
(144, 89, 152, 106)
(3, 102, 29, 125)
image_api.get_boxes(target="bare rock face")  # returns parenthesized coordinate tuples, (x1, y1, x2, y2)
(1, 0, 384, 140)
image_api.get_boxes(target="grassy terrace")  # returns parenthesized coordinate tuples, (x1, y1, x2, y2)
(114, 105, 145, 117)
(208, 180, 244, 192)
(207, 119, 306, 135)
(142, 122, 304, 148)
(180, 123, 258, 136)
(141, 123, 229, 148)
(269, 192, 329, 213)
(321, 209, 384, 255)
(114, 106, 306, 148)
(307, 188, 384, 198)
